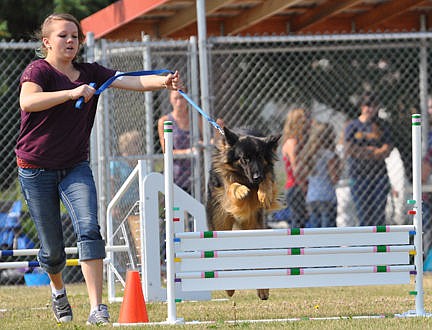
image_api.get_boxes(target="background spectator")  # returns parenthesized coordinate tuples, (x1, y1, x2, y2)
(280, 108, 311, 228)
(110, 130, 142, 211)
(158, 90, 202, 194)
(344, 92, 393, 226)
(298, 122, 342, 227)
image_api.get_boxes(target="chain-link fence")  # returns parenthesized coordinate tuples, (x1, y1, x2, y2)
(2, 32, 432, 286)
(206, 34, 432, 258)
(207, 34, 423, 226)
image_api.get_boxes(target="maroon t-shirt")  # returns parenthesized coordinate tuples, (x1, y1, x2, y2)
(15, 59, 116, 169)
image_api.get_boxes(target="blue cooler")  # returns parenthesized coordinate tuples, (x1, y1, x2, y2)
(24, 271, 50, 286)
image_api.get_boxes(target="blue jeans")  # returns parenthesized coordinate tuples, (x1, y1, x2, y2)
(350, 175, 390, 226)
(18, 161, 105, 274)
(306, 201, 337, 228)
(285, 185, 308, 228)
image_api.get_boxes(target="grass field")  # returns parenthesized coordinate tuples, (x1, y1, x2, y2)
(1, 274, 432, 329)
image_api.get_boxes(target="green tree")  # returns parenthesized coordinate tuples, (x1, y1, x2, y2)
(0, 20, 10, 38)
(0, 0, 116, 40)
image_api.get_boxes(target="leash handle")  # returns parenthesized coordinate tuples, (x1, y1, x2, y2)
(75, 82, 97, 109)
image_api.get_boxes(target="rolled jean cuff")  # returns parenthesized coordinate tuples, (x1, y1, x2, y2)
(38, 256, 66, 275)
(77, 239, 106, 261)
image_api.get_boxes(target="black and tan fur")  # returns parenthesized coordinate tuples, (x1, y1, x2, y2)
(206, 126, 281, 300)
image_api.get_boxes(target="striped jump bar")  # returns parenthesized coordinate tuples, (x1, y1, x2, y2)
(175, 225, 415, 240)
(0, 245, 129, 258)
(0, 259, 80, 269)
(0, 258, 111, 270)
(175, 265, 415, 280)
(175, 245, 415, 260)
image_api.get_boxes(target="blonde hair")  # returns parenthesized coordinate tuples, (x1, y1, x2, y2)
(281, 108, 309, 145)
(119, 130, 141, 155)
(36, 13, 85, 58)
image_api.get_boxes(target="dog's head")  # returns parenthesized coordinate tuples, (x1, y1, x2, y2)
(218, 126, 281, 187)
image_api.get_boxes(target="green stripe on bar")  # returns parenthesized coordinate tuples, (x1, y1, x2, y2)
(407, 199, 416, 205)
(291, 248, 301, 255)
(376, 226, 387, 232)
(376, 245, 387, 253)
(173, 207, 180, 211)
(290, 228, 301, 235)
(203, 231, 214, 238)
(412, 122, 421, 126)
(409, 291, 418, 295)
(164, 128, 173, 132)
(204, 251, 214, 258)
(204, 271, 215, 278)
(175, 298, 182, 303)
(291, 268, 301, 275)
(376, 266, 387, 272)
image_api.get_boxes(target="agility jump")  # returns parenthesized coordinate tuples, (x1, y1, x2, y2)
(157, 115, 428, 325)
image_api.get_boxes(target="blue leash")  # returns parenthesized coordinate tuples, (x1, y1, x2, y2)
(75, 69, 224, 135)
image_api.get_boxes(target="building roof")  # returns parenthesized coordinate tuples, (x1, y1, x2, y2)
(81, 0, 432, 40)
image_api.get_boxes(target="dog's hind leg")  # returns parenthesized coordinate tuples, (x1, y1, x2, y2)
(226, 290, 235, 297)
(241, 211, 270, 300)
(257, 289, 269, 300)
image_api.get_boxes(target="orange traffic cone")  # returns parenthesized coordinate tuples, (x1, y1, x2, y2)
(117, 270, 149, 323)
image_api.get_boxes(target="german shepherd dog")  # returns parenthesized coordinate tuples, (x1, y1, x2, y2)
(206, 126, 281, 300)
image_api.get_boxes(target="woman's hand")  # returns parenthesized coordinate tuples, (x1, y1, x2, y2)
(69, 83, 97, 103)
(163, 71, 184, 90)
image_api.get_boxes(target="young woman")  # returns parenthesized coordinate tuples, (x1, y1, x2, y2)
(157, 89, 202, 194)
(16, 13, 182, 325)
(281, 108, 311, 228)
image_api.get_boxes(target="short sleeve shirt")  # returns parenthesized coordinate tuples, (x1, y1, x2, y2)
(15, 59, 116, 169)
(344, 118, 392, 178)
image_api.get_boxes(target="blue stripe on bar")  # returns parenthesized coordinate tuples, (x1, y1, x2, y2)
(1, 250, 13, 257)
(28, 261, 40, 267)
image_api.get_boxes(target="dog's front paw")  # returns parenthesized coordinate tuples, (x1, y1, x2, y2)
(231, 183, 249, 200)
(258, 189, 272, 208)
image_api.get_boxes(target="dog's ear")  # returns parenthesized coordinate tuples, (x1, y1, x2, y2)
(223, 126, 239, 146)
(265, 134, 281, 150)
